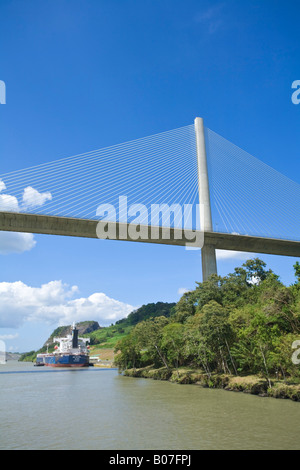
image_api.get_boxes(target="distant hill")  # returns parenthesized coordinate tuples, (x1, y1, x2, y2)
(87, 302, 176, 348)
(19, 303, 176, 362)
(116, 302, 176, 326)
(43, 321, 101, 347)
(4, 352, 21, 361)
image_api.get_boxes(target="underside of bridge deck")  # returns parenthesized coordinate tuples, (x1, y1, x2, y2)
(0, 211, 299, 258)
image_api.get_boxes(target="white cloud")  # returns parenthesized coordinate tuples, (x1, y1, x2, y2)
(0, 179, 6, 192)
(0, 280, 135, 329)
(22, 186, 52, 209)
(0, 194, 20, 212)
(0, 181, 53, 255)
(178, 287, 190, 296)
(0, 231, 36, 254)
(216, 250, 251, 261)
(0, 180, 52, 211)
(0, 333, 19, 340)
(248, 276, 260, 286)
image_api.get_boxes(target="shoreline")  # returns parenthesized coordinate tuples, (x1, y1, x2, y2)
(123, 366, 300, 402)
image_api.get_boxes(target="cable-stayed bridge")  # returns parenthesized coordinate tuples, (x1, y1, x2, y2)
(0, 117, 299, 280)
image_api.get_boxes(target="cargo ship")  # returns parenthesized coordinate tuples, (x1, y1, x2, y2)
(36, 323, 90, 367)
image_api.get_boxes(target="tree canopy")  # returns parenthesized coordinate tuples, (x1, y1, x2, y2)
(115, 258, 300, 384)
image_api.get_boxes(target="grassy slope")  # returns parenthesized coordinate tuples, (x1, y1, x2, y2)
(86, 302, 176, 356)
(88, 324, 133, 353)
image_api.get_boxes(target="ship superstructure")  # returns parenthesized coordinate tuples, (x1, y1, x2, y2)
(36, 323, 90, 367)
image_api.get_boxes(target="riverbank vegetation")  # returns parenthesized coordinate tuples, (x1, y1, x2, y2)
(114, 259, 300, 400)
(123, 366, 300, 400)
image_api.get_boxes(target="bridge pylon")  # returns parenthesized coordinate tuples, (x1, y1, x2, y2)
(195, 117, 217, 281)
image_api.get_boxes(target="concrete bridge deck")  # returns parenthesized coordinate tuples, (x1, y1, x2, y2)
(0, 211, 299, 257)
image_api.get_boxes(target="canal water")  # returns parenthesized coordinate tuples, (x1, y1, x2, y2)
(0, 361, 299, 450)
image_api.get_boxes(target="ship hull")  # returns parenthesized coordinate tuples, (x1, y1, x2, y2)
(42, 353, 89, 367)
(45, 364, 88, 368)
(36, 324, 91, 368)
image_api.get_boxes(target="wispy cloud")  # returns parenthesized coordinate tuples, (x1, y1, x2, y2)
(194, 4, 224, 34)
(0, 333, 19, 341)
(178, 287, 190, 296)
(216, 250, 251, 261)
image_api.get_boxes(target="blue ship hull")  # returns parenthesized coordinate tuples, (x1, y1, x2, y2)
(43, 353, 89, 367)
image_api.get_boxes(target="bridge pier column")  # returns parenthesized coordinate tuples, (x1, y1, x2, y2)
(201, 244, 217, 281)
(195, 117, 218, 281)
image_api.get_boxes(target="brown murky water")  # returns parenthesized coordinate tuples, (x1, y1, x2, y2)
(0, 361, 299, 450)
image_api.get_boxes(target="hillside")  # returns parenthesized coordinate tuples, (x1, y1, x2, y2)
(116, 302, 176, 326)
(19, 302, 175, 362)
(86, 302, 176, 349)
(43, 321, 101, 347)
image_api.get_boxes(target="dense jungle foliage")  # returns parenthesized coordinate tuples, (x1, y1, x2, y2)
(114, 259, 300, 385)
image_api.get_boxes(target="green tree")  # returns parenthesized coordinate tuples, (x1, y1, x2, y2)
(261, 282, 300, 334)
(173, 290, 196, 323)
(114, 332, 141, 370)
(269, 333, 300, 380)
(183, 313, 215, 378)
(200, 301, 237, 375)
(232, 311, 281, 387)
(193, 275, 223, 311)
(133, 316, 170, 369)
(220, 268, 249, 307)
(242, 258, 273, 286)
(161, 323, 185, 371)
(293, 261, 300, 285)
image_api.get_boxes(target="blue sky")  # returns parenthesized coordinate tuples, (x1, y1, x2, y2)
(0, 0, 299, 352)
